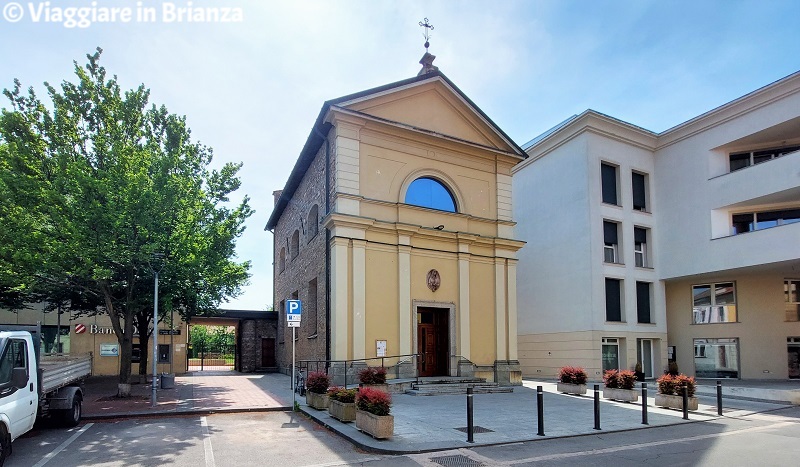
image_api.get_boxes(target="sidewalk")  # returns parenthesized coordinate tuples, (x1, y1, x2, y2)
(82, 371, 294, 419)
(80, 373, 789, 455)
(299, 379, 788, 454)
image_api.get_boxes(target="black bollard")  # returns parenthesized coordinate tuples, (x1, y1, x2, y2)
(593, 384, 601, 430)
(717, 380, 723, 416)
(682, 385, 689, 420)
(641, 382, 648, 425)
(537, 385, 545, 436)
(466, 386, 474, 443)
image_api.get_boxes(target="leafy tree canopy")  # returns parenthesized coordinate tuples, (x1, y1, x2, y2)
(0, 48, 253, 395)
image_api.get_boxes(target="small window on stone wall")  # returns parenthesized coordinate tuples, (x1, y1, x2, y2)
(279, 248, 286, 272)
(307, 205, 319, 241)
(291, 230, 299, 259)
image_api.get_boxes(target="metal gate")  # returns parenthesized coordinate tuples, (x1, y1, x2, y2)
(188, 325, 236, 371)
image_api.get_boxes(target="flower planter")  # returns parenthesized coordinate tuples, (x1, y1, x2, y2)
(306, 391, 329, 410)
(328, 399, 356, 422)
(355, 409, 393, 439)
(361, 383, 389, 393)
(603, 387, 639, 402)
(557, 382, 587, 395)
(655, 393, 698, 411)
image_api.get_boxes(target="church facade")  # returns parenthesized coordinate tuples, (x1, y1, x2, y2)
(267, 58, 526, 384)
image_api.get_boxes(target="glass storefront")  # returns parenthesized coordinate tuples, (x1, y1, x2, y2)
(602, 338, 620, 371)
(694, 338, 739, 378)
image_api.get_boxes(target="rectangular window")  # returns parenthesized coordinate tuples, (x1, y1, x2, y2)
(636, 281, 652, 324)
(602, 338, 620, 372)
(786, 279, 800, 322)
(601, 163, 619, 205)
(788, 337, 800, 379)
(693, 338, 739, 378)
(603, 220, 620, 263)
(0, 340, 28, 385)
(692, 282, 737, 324)
(158, 344, 171, 364)
(728, 144, 800, 172)
(634, 226, 648, 267)
(605, 278, 623, 322)
(733, 208, 800, 234)
(632, 171, 647, 211)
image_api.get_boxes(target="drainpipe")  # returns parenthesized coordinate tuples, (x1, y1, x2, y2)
(313, 125, 332, 369)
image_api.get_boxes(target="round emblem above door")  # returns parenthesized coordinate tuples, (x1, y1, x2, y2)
(426, 269, 441, 292)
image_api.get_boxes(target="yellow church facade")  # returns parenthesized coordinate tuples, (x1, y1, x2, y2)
(268, 61, 526, 384)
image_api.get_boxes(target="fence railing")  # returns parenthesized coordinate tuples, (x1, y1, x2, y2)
(297, 353, 421, 388)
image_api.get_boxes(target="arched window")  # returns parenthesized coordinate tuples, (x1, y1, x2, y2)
(279, 248, 286, 272)
(307, 205, 319, 241)
(291, 230, 299, 259)
(404, 177, 457, 212)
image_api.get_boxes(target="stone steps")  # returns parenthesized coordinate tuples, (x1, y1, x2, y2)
(406, 378, 513, 396)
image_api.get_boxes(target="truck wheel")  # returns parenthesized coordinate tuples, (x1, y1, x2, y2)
(0, 424, 10, 465)
(61, 395, 82, 427)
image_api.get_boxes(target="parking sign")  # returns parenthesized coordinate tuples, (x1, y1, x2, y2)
(287, 299, 302, 327)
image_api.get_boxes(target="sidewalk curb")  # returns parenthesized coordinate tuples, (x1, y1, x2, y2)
(83, 405, 292, 421)
(298, 406, 715, 455)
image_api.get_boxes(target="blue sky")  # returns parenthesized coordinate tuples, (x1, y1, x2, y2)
(2, 0, 799, 310)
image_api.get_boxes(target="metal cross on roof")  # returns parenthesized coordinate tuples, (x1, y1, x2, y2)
(419, 17, 434, 50)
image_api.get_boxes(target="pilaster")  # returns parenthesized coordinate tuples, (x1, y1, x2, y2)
(495, 258, 507, 360)
(352, 239, 366, 360)
(330, 237, 350, 360)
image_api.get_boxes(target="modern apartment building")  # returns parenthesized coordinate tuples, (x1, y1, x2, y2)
(514, 71, 800, 380)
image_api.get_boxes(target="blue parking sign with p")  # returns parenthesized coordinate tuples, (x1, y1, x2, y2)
(287, 300, 302, 325)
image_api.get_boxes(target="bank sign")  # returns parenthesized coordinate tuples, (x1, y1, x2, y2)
(287, 300, 301, 328)
(75, 324, 139, 336)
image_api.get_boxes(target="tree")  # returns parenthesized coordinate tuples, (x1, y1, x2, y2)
(0, 48, 253, 396)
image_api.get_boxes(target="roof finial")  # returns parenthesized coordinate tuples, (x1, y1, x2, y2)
(419, 17, 434, 51)
(417, 18, 439, 76)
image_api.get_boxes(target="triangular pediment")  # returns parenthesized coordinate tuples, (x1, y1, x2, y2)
(337, 77, 518, 154)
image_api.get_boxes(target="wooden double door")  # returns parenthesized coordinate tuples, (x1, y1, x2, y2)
(417, 307, 449, 377)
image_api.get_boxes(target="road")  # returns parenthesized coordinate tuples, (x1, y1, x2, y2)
(10, 406, 800, 466)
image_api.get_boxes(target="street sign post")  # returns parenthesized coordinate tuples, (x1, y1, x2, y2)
(287, 300, 302, 410)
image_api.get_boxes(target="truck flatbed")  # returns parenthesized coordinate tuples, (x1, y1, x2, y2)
(39, 354, 93, 394)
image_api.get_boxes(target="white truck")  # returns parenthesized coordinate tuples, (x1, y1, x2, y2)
(0, 324, 92, 464)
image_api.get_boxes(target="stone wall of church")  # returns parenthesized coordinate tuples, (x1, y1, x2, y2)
(273, 138, 330, 374)
(239, 318, 278, 373)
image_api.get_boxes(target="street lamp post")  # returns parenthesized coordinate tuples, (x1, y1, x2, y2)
(150, 253, 165, 407)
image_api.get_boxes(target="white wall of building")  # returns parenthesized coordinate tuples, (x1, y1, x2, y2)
(514, 133, 593, 335)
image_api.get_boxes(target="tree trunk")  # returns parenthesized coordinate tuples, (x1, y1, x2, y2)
(100, 285, 135, 398)
(117, 332, 133, 397)
(136, 313, 151, 385)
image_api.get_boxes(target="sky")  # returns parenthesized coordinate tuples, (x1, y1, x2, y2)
(2, 0, 799, 311)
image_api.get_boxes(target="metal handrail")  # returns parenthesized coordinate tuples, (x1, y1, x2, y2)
(297, 352, 421, 388)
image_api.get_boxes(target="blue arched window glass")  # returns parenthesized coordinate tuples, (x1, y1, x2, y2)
(404, 177, 457, 212)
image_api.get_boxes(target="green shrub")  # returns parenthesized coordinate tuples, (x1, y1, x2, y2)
(657, 373, 695, 396)
(356, 387, 391, 416)
(558, 366, 588, 385)
(617, 370, 637, 390)
(603, 369, 619, 388)
(329, 387, 357, 403)
(358, 366, 387, 385)
(306, 371, 330, 394)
